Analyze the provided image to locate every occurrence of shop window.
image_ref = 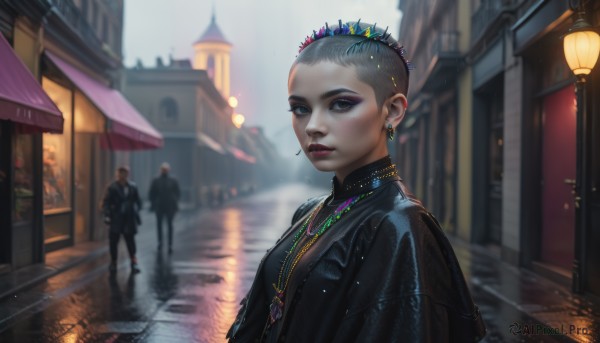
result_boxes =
[42,78,73,213]
[13,134,35,224]
[159,97,178,124]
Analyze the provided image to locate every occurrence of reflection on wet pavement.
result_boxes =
[0,183,598,342]
[0,184,324,342]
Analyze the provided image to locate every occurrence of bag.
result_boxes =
[135,211,142,225]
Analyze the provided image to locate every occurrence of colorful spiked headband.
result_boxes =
[298,19,412,74]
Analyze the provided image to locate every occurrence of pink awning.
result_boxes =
[0,34,63,133]
[46,52,163,150]
[227,145,256,164]
[197,132,226,154]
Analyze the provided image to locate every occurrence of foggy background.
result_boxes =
[123,0,402,156]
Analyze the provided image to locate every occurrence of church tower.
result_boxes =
[193,12,232,98]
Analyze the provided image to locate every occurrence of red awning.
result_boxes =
[227,145,256,164]
[45,52,163,150]
[0,34,63,133]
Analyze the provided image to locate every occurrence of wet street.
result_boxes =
[0,183,598,342]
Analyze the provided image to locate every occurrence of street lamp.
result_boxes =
[562,3,598,294]
[228,96,239,109]
[232,113,245,129]
[563,17,600,76]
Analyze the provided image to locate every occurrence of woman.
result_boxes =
[227,20,486,342]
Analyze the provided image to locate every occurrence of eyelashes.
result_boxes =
[330,99,360,111]
[288,98,362,116]
[288,104,310,116]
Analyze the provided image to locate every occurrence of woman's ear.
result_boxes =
[385,93,408,129]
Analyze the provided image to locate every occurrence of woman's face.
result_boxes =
[288,61,389,182]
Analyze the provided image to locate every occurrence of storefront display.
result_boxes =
[42,77,73,245]
[42,138,70,210]
[42,78,73,213]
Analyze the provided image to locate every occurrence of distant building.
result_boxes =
[193,13,232,98]
[235,126,286,188]
[124,56,237,207]
[123,15,272,207]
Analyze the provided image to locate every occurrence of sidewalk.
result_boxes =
[0,239,107,301]
[0,199,214,304]
[448,236,600,342]
[0,208,179,301]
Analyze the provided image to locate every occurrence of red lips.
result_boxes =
[308,144,334,152]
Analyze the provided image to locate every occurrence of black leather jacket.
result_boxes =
[102,181,142,234]
[227,157,486,342]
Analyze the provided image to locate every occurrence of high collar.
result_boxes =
[330,155,400,201]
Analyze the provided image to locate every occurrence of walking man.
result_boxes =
[149,162,180,254]
[102,166,142,273]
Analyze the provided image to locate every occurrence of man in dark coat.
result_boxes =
[102,166,142,273]
[148,162,180,254]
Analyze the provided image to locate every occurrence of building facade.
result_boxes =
[123,15,283,208]
[397,0,600,297]
[0,0,162,272]
[193,12,232,98]
[124,57,245,207]
[397,0,467,236]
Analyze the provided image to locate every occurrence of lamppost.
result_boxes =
[232,113,245,129]
[562,1,599,293]
[228,96,245,128]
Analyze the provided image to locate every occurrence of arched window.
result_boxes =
[207,55,215,80]
[159,97,178,123]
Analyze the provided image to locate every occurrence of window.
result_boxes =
[92,1,98,31]
[102,14,109,43]
[207,55,215,80]
[159,97,178,123]
[42,78,73,212]
[81,0,88,23]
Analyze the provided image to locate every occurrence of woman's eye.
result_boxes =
[330,99,357,111]
[288,105,310,116]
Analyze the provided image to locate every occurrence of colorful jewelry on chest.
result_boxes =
[268,191,373,326]
[341,164,398,193]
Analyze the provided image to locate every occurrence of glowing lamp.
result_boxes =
[563,18,600,76]
[232,113,245,128]
[228,96,239,108]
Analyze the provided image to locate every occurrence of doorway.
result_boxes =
[486,89,504,246]
[539,85,576,271]
[0,121,11,271]
[74,133,95,243]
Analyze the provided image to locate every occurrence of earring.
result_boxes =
[387,124,394,141]
[295,149,302,156]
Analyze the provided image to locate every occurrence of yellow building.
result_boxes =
[193,13,232,99]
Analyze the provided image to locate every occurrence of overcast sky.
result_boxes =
[123,0,401,155]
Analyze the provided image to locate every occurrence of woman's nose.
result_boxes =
[305,109,328,136]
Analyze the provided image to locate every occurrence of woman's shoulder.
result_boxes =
[373,181,440,239]
[291,194,328,225]
[374,180,428,214]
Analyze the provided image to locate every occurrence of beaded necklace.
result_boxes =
[267,191,372,327]
[342,164,397,193]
